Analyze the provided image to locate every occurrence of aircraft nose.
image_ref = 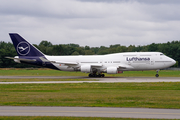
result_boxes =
[165,57,176,67]
[169,58,176,66]
[172,59,176,65]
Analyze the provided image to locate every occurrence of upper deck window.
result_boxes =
[160,54,164,56]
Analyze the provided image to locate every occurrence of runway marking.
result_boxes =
[1,110,180,115]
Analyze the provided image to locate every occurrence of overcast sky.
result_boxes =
[1,0,180,47]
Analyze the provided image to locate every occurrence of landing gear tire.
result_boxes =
[155,74,159,78]
[89,74,93,77]
[101,74,105,77]
[155,70,159,78]
[89,73,95,77]
[88,73,105,77]
[97,74,101,77]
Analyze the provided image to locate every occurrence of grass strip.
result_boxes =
[0,116,169,120]
[0,68,180,77]
[0,68,87,76]
[0,78,96,82]
[0,82,180,109]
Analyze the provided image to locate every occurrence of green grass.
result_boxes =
[0,82,180,109]
[0,68,180,77]
[0,116,169,120]
[0,68,87,76]
[0,78,96,82]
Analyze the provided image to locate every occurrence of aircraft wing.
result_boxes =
[40,57,103,67]
[6,57,36,62]
[118,63,134,69]
[39,57,78,65]
[91,64,102,67]
[51,61,102,67]
[50,61,78,65]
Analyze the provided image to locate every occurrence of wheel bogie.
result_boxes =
[88,73,105,77]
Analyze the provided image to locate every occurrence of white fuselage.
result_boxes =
[45,52,176,73]
[8,33,176,77]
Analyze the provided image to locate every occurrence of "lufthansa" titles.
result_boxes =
[126,57,150,61]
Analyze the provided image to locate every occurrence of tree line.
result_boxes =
[0,40,179,68]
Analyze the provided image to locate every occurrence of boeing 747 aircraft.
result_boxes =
[6,33,176,77]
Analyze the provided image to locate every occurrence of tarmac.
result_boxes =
[0,76,180,84]
[0,76,180,119]
[0,106,180,119]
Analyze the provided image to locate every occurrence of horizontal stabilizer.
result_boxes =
[6,57,36,62]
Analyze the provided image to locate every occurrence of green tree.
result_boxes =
[85,46,90,50]
[97,46,109,55]
[148,43,158,51]
[116,46,127,52]
[127,45,136,52]
[71,51,80,55]
[52,45,63,55]
[39,41,52,47]
[85,50,95,55]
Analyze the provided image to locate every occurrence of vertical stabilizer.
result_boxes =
[9,33,44,56]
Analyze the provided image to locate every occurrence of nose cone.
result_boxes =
[168,57,176,67]
[162,56,176,68]
[171,59,176,66]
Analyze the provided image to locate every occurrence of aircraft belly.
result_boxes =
[52,63,75,71]
[131,63,153,70]
[60,67,74,71]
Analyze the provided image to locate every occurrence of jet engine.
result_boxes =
[107,67,117,74]
[81,64,91,73]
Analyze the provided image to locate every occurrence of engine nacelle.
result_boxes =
[81,65,91,73]
[107,67,117,74]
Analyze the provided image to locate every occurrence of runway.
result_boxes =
[0,76,180,84]
[1,76,180,119]
[0,106,180,119]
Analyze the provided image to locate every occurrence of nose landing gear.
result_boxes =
[155,70,159,77]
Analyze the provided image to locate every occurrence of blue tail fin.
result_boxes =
[9,33,44,56]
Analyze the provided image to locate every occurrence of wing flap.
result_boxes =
[52,61,78,65]
[39,57,78,65]
[118,63,134,69]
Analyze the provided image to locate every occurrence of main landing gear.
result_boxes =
[88,72,105,77]
[155,70,159,78]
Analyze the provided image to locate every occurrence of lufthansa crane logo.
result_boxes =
[17,42,30,56]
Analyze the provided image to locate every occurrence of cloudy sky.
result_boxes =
[1,0,180,47]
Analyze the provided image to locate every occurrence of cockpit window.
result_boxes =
[160,54,164,56]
